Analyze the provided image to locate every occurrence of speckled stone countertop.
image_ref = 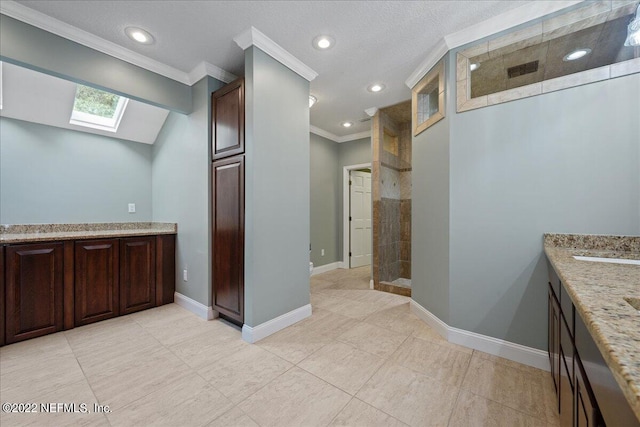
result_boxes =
[544,233,640,421]
[0,222,177,243]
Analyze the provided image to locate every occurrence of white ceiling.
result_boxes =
[0,62,170,144]
[9,0,547,138]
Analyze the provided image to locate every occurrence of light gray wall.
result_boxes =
[152,77,224,305]
[0,116,152,224]
[310,133,340,267]
[337,137,372,261]
[0,15,192,113]
[448,69,640,350]
[411,47,640,350]
[244,46,310,327]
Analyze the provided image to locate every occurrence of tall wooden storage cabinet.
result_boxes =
[211,78,245,326]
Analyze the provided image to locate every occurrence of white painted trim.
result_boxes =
[410,299,549,371]
[369,279,374,290]
[187,61,238,84]
[242,304,312,343]
[234,26,318,82]
[311,261,340,276]
[0,0,236,86]
[342,162,372,269]
[364,107,378,117]
[338,261,346,269]
[310,125,371,143]
[405,38,449,89]
[174,292,217,320]
[405,1,582,89]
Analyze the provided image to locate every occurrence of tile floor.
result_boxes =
[0,266,559,426]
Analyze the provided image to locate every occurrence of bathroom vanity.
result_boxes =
[544,234,640,427]
[0,223,176,346]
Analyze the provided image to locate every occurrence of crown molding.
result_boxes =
[405,0,582,89]
[0,0,237,87]
[310,125,370,143]
[187,61,237,84]
[364,107,378,117]
[234,26,318,82]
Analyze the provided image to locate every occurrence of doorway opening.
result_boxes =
[342,163,373,286]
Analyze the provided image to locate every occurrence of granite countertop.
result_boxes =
[544,233,640,421]
[0,222,177,244]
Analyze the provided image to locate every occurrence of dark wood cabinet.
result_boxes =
[120,236,156,315]
[549,285,561,396]
[1,246,5,346]
[212,155,245,325]
[5,242,65,343]
[212,78,244,160]
[75,239,119,326]
[155,234,176,306]
[575,356,602,427]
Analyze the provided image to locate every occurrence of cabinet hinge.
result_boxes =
[349,216,352,221]
[349,252,352,257]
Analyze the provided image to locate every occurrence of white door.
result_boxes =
[350,170,372,268]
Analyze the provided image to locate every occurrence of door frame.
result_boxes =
[342,162,372,269]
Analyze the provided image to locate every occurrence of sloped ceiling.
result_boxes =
[0,62,169,144]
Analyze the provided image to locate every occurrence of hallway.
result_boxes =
[1,267,559,426]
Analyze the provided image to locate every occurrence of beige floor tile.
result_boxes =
[168,327,246,370]
[329,398,408,426]
[449,390,549,427]
[337,322,408,358]
[64,316,159,360]
[298,341,385,395]
[310,277,337,291]
[0,333,73,375]
[364,303,426,335]
[238,367,351,427]
[356,362,459,427]
[472,350,546,376]
[389,336,471,387]
[198,343,292,403]
[138,312,225,346]
[106,372,233,427]
[207,406,259,427]
[461,354,559,424]
[87,346,192,410]
[128,303,192,328]
[410,324,473,355]
[293,308,359,339]
[256,324,333,364]
[0,379,109,427]
[1,355,86,403]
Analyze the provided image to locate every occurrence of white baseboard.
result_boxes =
[174,292,217,320]
[369,279,374,289]
[410,300,549,371]
[242,304,312,343]
[311,262,341,276]
[338,261,346,269]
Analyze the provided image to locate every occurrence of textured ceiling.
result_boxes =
[15,0,530,137]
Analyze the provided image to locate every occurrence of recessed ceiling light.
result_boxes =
[367,83,385,93]
[563,48,591,61]
[125,27,155,45]
[309,95,317,108]
[313,35,335,50]
[341,121,353,128]
[469,63,480,71]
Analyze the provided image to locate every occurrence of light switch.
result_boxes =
[321,249,325,256]
[128,203,136,213]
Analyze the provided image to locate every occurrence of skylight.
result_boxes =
[70,84,128,132]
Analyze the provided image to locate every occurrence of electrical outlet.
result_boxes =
[321,249,325,256]
[183,269,188,282]
[128,203,136,213]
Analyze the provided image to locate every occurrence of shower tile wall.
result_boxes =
[372,107,411,292]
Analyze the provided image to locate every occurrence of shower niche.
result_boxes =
[372,101,412,297]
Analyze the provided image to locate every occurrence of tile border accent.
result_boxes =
[174,292,217,320]
[242,304,312,344]
[410,299,549,371]
[311,262,341,276]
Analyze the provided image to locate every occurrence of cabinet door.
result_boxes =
[549,285,561,398]
[1,245,5,346]
[120,237,156,315]
[212,78,244,160]
[575,356,603,427]
[559,316,574,427]
[75,239,119,326]
[5,242,64,343]
[212,155,244,325]
[155,234,176,306]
